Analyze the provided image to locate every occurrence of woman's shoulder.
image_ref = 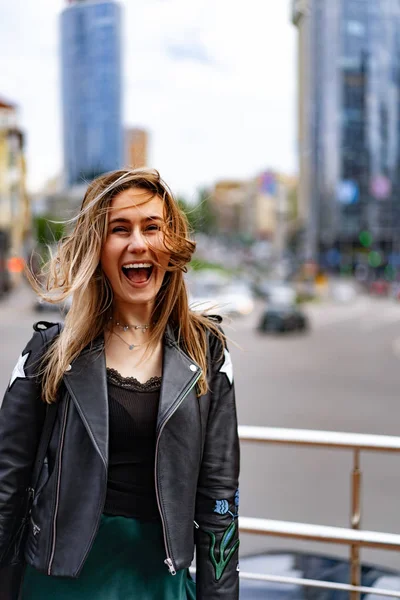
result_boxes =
[199,314,227,357]
[26,321,62,354]
[32,320,62,342]
[32,320,62,334]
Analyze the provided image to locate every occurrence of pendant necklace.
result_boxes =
[112,329,148,351]
[110,317,150,333]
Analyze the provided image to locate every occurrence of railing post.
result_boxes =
[350,449,361,600]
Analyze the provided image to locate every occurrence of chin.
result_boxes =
[118,287,160,306]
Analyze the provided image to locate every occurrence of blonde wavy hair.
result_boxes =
[30,168,225,403]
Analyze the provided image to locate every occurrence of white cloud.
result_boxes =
[0,0,297,200]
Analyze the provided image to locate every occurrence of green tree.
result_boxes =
[177,189,216,235]
[33,216,65,246]
[194,187,217,234]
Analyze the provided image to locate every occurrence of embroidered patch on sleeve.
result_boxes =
[8,352,30,390]
[213,493,238,518]
[205,520,240,581]
[214,499,229,515]
[234,489,239,511]
[219,349,233,385]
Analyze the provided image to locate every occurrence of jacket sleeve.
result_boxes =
[194,334,240,599]
[0,330,47,566]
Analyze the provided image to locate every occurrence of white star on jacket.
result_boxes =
[9,352,29,389]
[219,349,233,385]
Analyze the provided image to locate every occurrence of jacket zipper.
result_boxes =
[30,516,41,536]
[47,397,69,575]
[155,370,202,575]
[27,486,35,518]
[62,379,108,577]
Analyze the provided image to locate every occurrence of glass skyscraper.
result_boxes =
[61,0,122,187]
[294,0,400,270]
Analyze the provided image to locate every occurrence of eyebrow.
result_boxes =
[108,215,164,226]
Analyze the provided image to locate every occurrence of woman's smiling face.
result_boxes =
[100,188,170,309]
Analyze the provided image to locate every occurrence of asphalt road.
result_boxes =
[1,283,400,570]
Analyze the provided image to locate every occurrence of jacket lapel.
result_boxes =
[61,327,201,462]
[157,326,201,432]
[62,337,108,468]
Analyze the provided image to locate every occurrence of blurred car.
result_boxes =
[330,280,358,303]
[369,279,390,296]
[253,280,295,302]
[217,282,255,317]
[237,550,400,599]
[189,278,254,317]
[188,278,227,313]
[390,282,400,301]
[257,303,308,334]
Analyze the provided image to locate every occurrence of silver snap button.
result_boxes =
[189,364,197,372]
[65,364,72,372]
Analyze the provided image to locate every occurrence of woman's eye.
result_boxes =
[112,227,128,233]
[145,225,160,232]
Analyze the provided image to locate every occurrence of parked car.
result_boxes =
[257,304,308,334]
[237,550,400,599]
[369,279,390,297]
[253,280,295,302]
[216,282,255,317]
[189,278,254,317]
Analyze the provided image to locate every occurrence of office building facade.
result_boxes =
[293,0,400,269]
[61,0,122,187]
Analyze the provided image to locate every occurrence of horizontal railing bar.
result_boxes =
[188,568,400,598]
[239,425,400,452]
[239,517,400,550]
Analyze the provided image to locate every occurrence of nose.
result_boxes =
[127,229,147,254]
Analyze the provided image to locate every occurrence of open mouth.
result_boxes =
[122,262,154,284]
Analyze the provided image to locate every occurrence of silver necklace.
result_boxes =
[110,317,150,333]
[111,329,148,351]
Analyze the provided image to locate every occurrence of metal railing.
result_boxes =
[236,425,400,599]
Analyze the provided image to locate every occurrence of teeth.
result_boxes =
[123,263,152,269]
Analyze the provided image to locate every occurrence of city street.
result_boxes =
[2,284,400,569]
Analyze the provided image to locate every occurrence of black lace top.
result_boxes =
[104,368,162,521]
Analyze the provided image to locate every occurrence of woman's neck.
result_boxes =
[111,301,154,330]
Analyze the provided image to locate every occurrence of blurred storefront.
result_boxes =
[210,179,255,237]
[0,98,29,292]
[210,171,299,256]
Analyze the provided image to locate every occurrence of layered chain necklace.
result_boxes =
[110,317,150,333]
[109,317,151,351]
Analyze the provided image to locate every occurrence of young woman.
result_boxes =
[0,169,240,600]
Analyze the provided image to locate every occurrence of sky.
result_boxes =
[0,0,297,201]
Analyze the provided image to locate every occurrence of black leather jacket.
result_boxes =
[0,320,240,599]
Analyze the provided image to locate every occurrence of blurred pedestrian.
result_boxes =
[0,169,240,600]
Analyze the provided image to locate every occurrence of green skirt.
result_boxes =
[22,514,196,599]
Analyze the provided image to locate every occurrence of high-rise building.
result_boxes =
[293,0,400,269]
[61,0,123,187]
